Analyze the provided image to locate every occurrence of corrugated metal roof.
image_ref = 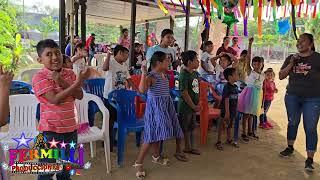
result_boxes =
[86,0,201,26]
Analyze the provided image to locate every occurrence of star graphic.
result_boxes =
[60,141,68,149]
[69,141,76,149]
[12,132,33,149]
[48,138,60,148]
[79,144,84,149]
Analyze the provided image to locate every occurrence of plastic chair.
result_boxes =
[83,78,106,126]
[10,80,33,95]
[0,94,39,149]
[17,68,41,84]
[76,93,111,173]
[130,75,146,118]
[108,89,144,167]
[199,81,221,145]
[170,88,181,111]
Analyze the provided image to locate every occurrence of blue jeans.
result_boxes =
[260,100,272,123]
[285,94,320,152]
[38,131,77,180]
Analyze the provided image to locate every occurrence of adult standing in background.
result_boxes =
[216,37,237,57]
[231,37,241,58]
[146,29,176,70]
[279,33,320,172]
[118,28,131,49]
[65,35,80,57]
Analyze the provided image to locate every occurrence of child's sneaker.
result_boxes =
[262,123,271,130]
[232,142,240,148]
[305,158,314,172]
[241,134,249,143]
[266,121,274,128]
[280,147,294,157]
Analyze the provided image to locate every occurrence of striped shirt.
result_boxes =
[32,68,78,133]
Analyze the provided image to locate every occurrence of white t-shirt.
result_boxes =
[198,52,215,75]
[215,64,233,83]
[103,57,131,99]
[246,71,265,88]
[73,58,86,75]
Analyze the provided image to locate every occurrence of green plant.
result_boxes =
[0,0,22,71]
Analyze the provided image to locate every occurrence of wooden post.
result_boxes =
[129,0,137,67]
[59,0,66,51]
[170,16,174,30]
[80,0,87,44]
[69,0,75,56]
[67,13,70,36]
[74,1,79,36]
[184,0,190,51]
[145,20,149,46]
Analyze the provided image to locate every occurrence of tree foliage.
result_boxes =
[0,0,22,70]
[36,16,59,38]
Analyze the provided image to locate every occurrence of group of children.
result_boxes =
[0,31,278,180]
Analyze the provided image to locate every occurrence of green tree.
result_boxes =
[0,0,22,70]
[86,23,119,43]
[37,16,59,39]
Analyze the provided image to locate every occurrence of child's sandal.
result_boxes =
[216,141,223,151]
[133,162,146,179]
[152,155,170,166]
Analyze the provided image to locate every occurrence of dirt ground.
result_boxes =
[5,63,320,180]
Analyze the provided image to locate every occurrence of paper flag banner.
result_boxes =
[278,18,291,35]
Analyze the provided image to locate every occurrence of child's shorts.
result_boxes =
[178,112,196,133]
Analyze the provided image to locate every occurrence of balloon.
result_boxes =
[222,9,239,27]
[222,0,239,8]
[278,18,291,35]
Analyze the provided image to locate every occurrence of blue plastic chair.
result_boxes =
[170,88,181,111]
[83,78,107,126]
[108,89,144,167]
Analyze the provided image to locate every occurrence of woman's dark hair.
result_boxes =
[161,29,174,38]
[301,33,315,51]
[223,67,237,81]
[222,36,230,47]
[149,51,167,72]
[122,28,129,34]
[181,50,198,66]
[62,54,70,64]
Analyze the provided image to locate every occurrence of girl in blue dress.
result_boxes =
[133,51,186,179]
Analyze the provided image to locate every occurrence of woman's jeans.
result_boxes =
[260,100,272,123]
[285,94,320,152]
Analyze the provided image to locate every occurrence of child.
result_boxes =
[199,41,226,77]
[238,56,265,143]
[118,28,130,49]
[71,43,87,75]
[259,68,278,129]
[62,54,73,69]
[178,50,201,155]
[216,68,239,150]
[237,37,254,83]
[32,39,89,180]
[130,42,145,75]
[102,45,138,152]
[215,54,238,83]
[134,51,186,179]
[0,65,13,180]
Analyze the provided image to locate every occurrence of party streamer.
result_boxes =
[298,0,303,17]
[306,4,309,17]
[240,0,246,16]
[244,18,248,36]
[312,4,316,18]
[156,0,169,15]
[254,0,259,19]
[210,0,218,8]
[234,24,239,36]
[179,0,187,13]
[258,0,263,38]
[272,0,278,33]
[205,0,211,16]
[163,1,176,17]
[291,4,298,39]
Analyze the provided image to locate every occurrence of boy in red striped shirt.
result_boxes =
[32,39,89,180]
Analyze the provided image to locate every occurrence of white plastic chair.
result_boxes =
[0,94,39,148]
[17,68,41,84]
[76,93,111,173]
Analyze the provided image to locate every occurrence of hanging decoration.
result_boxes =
[278,18,291,34]
[211,0,218,8]
[253,0,259,20]
[298,0,303,17]
[179,0,188,13]
[199,0,210,28]
[163,0,176,17]
[234,24,239,36]
[156,0,169,15]
[222,8,239,27]
[272,0,279,33]
[258,0,263,37]
[206,0,211,17]
[240,0,246,16]
[222,0,240,8]
[244,17,248,36]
